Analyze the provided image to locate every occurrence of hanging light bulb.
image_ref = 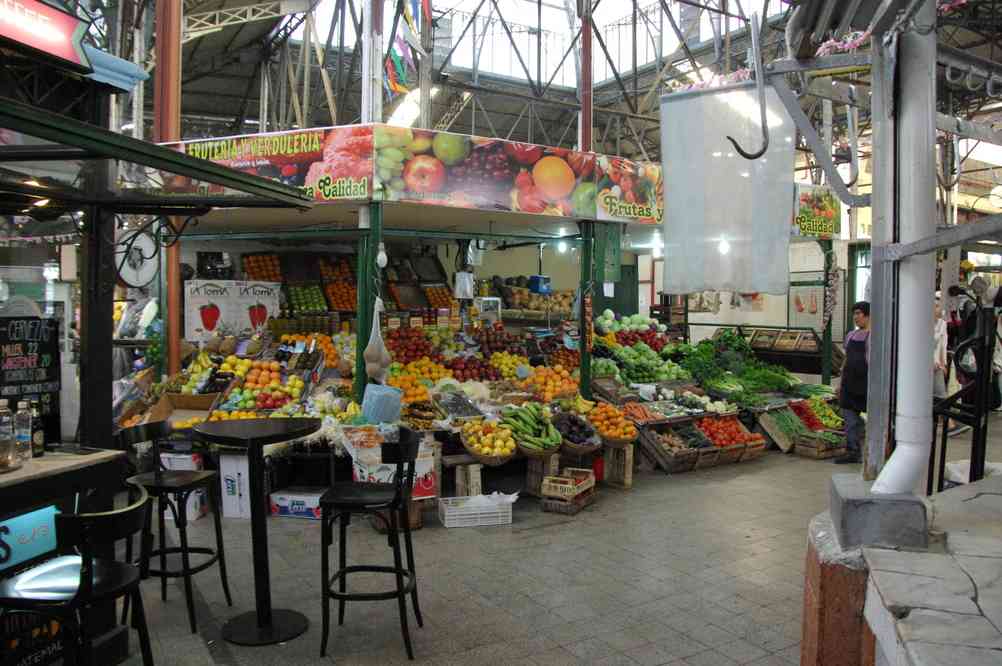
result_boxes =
[376,242,388,268]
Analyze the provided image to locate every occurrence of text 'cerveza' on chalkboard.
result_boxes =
[0,317,61,443]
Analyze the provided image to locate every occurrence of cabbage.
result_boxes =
[603,309,614,319]
[657,324,667,333]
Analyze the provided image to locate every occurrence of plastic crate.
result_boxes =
[438,497,513,528]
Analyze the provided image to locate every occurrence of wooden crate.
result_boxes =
[603,444,634,490]
[694,446,721,469]
[757,411,797,453]
[742,441,767,461]
[525,453,561,498]
[541,468,595,499]
[637,424,699,474]
[794,433,845,459]
[716,443,748,465]
[541,487,596,515]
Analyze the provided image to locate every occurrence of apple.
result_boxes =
[402,155,447,193]
[407,130,434,154]
[432,133,470,166]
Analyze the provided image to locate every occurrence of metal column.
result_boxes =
[579,221,594,400]
[864,38,897,481]
[155,0,183,375]
[354,202,382,402]
[873,0,937,495]
[821,239,832,385]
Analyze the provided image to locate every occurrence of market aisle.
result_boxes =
[119,451,838,666]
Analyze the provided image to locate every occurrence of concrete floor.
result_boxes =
[119,421,1002,666]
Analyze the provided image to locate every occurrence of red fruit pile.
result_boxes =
[256,391,294,411]
[695,417,764,447]
[474,323,524,355]
[789,401,825,431]
[386,327,441,365]
[445,357,500,382]
[615,328,670,352]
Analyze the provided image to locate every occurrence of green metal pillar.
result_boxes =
[821,239,833,385]
[579,221,594,399]
[354,202,383,401]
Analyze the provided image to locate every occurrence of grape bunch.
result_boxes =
[448,144,513,199]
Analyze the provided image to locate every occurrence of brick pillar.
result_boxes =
[801,513,876,666]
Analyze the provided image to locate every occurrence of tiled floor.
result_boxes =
[123,448,839,666]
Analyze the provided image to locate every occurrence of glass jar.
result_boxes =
[0,436,22,473]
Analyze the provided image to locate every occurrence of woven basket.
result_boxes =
[562,435,602,457]
[460,433,516,467]
[518,440,562,459]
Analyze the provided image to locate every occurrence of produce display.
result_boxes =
[695,417,764,447]
[552,411,597,445]
[622,402,665,424]
[651,428,709,452]
[770,408,844,445]
[219,354,254,379]
[790,401,825,431]
[445,356,501,382]
[288,284,327,313]
[175,353,233,396]
[391,359,452,382]
[677,391,736,414]
[549,347,580,369]
[219,377,303,411]
[242,361,285,390]
[588,402,638,441]
[324,281,357,311]
[594,310,667,336]
[506,287,574,313]
[490,351,529,380]
[500,402,562,453]
[172,416,206,430]
[208,410,266,422]
[387,374,430,404]
[319,257,353,281]
[612,343,689,383]
[522,365,577,402]
[402,401,443,431]
[591,357,621,381]
[243,254,282,281]
[424,286,456,309]
[386,327,440,364]
[807,396,843,429]
[475,323,523,354]
[672,424,714,449]
[554,394,596,416]
[461,419,516,458]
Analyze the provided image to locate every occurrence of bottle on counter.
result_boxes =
[29,401,43,457]
[14,401,31,463]
[0,400,19,472]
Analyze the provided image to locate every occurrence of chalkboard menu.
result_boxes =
[0,317,60,443]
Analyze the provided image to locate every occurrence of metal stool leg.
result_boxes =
[338,512,348,626]
[157,493,168,602]
[401,503,423,628]
[209,481,233,606]
[131,587,155,666]
[176,491,198,634]
[320,508,332,658]
[389,509,414,660]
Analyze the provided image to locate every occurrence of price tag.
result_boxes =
[387,317,401,330]
[437,315,450,328]
[409,316,424,329]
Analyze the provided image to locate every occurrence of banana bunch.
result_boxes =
[558,394,595,415]
[500,402,561,452]
[335,401,361,423]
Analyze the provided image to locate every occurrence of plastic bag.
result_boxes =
[454,271,475,299]
[361,384,403,424]
[363,297,390,382]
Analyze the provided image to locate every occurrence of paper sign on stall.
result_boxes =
[184,280,281,341]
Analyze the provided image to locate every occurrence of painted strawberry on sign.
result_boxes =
[247,303,268,329]
[200,304,220,331]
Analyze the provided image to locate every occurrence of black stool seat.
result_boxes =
[128,469,218,492]
[0,555,140,605]
[116,421,232,635]
[321,482,396,509]
[321,429,424,661]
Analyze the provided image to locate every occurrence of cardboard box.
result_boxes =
[343,437,438,500]
[270,487,325,520]
[219,442,292,519]
[160,453,207,521]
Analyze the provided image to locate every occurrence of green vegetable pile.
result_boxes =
[613,342,690,383]
[772,408,842,444]
[500,402,562,452]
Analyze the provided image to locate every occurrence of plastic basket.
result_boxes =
[438,497,513,528]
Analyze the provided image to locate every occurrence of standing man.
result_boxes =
[837,302,870,464]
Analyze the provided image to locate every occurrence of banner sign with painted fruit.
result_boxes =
[595,156,664,224]
[170,126,372,202]
[371,125,598,218]
[792,184,840,239]
[185,280,281,342]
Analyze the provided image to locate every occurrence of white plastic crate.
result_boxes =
[438,496,512,528]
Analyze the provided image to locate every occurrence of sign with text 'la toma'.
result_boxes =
[0,0,91,72]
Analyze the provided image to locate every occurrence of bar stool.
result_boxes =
[320,427,424,660]
[117,421,232,633]
[0,481,153,666]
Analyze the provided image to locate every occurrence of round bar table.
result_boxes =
[194,418,320,646]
